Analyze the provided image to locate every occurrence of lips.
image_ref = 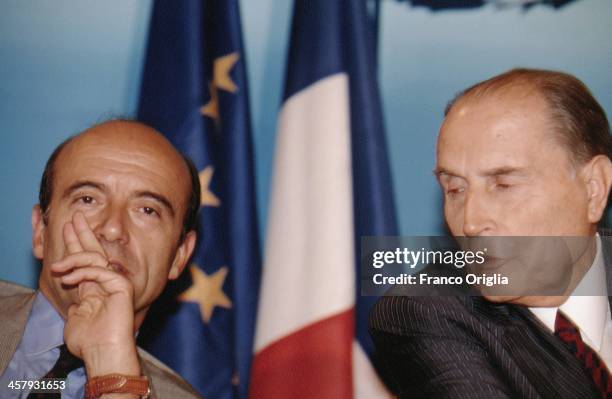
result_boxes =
[108,260,130,276]
[475,256,510,273]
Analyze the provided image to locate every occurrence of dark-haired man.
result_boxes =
[370,69,612,398]
[0,120,202,398]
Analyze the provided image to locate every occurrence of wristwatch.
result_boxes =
[85,374,151,398]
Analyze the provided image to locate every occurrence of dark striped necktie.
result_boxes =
[554,310,612,398]
[27,344,84,399]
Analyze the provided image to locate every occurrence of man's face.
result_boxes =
[436,90,597,305]
[437,91,592,237]
[33,122,195,324]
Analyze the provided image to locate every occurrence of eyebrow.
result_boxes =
[62,180,105,199]
[61,180,175,217]
[480,166,528,177]
[433,168,456,179]
[433,166,528,179]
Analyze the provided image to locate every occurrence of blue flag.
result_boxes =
[136,1,260,398]
[339,0,400,363]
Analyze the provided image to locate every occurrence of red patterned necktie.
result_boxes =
[554,310,612,398]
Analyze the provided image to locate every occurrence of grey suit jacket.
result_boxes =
[0,280,202,399]
[369,236,612,399]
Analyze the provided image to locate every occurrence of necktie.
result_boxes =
[554,310,612,398]
[27,344,84,399]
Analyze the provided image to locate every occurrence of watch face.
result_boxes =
[114,375,128,387]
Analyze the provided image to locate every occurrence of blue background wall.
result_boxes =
[1,0,611,287]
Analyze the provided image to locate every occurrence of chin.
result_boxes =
[492,295,567,308]
[483,295,517,304]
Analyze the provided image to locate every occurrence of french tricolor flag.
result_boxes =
[250,0,398,398]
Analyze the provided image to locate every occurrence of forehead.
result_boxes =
[436,92,570,171]
[52,124,190,207]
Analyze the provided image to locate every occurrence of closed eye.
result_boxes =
[445,187,465,198]
[493,182,513,191]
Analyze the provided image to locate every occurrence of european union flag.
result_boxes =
[136,1,260,398]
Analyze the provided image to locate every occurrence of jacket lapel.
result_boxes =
[472,297,598,397]
[502,305,599,397]
[492,234,611,398]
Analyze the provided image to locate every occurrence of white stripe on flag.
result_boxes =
[353,341,393,398]
[254,73,355,351]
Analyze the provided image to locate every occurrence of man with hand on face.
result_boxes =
[0,120,202,398]
[370,69,612,398]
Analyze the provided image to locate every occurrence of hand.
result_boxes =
[51,212,141,378]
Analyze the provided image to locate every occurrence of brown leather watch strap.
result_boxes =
[85,374,150,398]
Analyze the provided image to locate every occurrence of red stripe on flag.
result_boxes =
[250,309,354,399]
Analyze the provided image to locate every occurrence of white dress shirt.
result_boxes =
[530,234,612,368]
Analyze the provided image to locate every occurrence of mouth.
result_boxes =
[476,256,510,273]
[108,260,130,276]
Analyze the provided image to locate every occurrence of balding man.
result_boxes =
[370,69,612,398]
[0,120,202,398]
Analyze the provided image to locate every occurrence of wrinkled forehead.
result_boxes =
[434,91,580,176]
[438,89,555,147]
[53,122,191,204]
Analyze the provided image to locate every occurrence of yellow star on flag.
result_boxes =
[200,83,219,122]
[200,52,240,124]
[213,52,239,93]
[199,166,221,207]
[179,265,232,323]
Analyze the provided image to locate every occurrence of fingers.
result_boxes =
[61,265,133,296]
[68,295,102,317]
[72,212,107,258]
[51,251,108,273]
[67,303,79,318]
[63,222,83,254]
[78,281,106,300]
[59,212,132,299]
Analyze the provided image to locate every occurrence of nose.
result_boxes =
[462,189,495,236]
[93,204,129,245]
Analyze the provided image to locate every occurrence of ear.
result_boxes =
[168,231,197,280]
[32,205,46,260]
[582,155,612,224]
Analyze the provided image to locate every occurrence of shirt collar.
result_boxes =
[22,291,65,356]
[530,234,608,351]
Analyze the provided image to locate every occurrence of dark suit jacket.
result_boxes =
[0,280,202,399]
[369,236,612,399]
